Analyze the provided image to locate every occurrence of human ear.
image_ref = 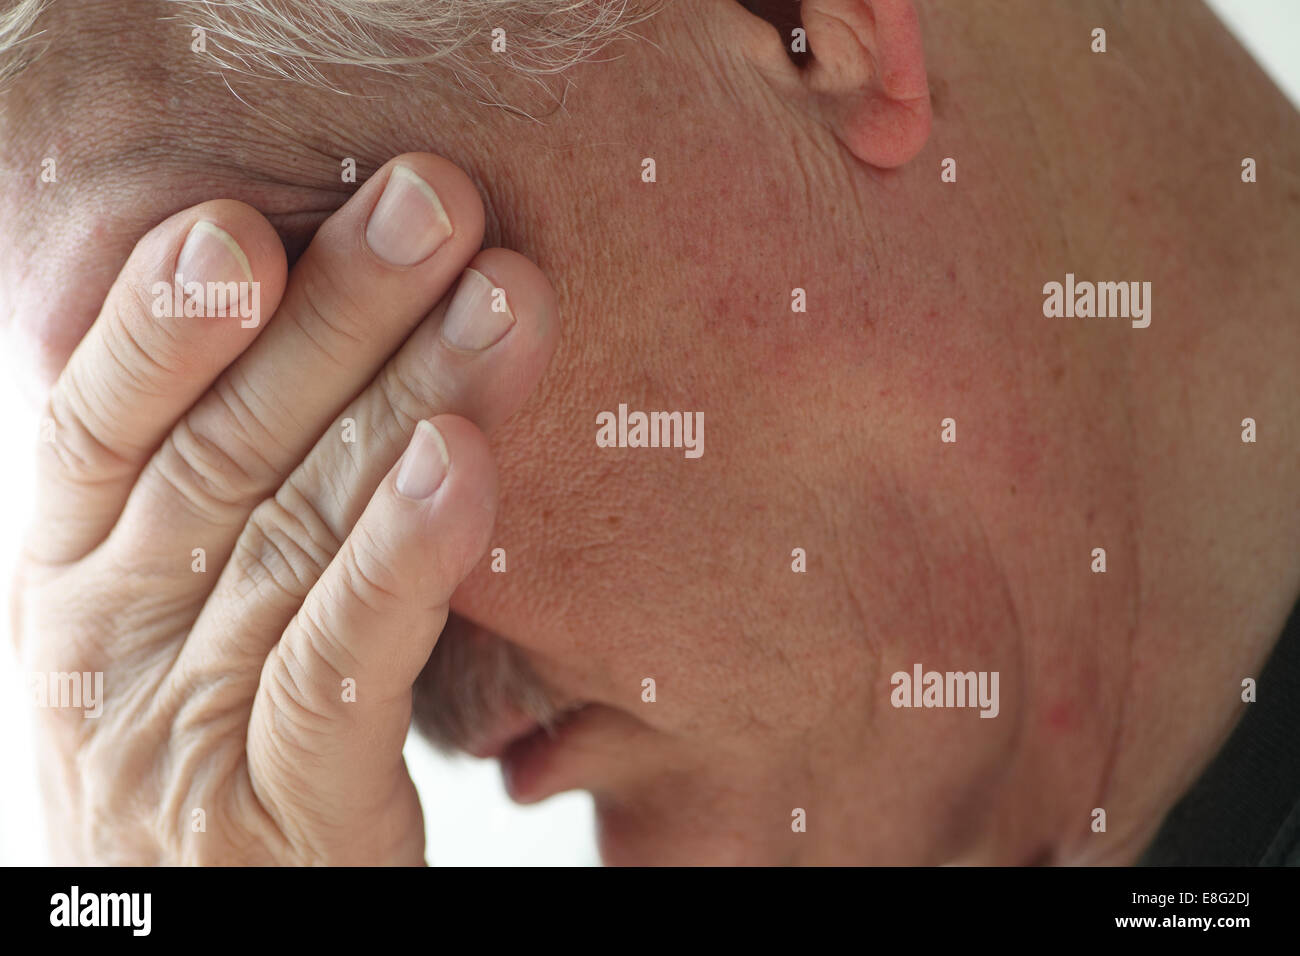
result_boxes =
[741,0,932,168]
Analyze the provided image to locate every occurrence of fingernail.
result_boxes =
[396,420,450,499]
[177,221,254,285]
[440,269,515,351]
[365,165,453,267]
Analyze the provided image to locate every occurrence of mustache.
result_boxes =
[411,612,561,754]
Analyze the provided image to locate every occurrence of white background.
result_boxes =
[0,0,1296,866]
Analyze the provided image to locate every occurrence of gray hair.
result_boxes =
[1,0,658,97]
[0,0,47,90]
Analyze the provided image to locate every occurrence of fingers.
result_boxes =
[107,153,486,576]
[244,417,495,861]
[177,246,557,677]
[29,203,287,566]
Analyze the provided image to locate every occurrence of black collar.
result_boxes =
[1140,593,1300,865]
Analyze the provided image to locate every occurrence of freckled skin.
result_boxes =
[3,0,1300,864]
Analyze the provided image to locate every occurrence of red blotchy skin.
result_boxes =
[3,0,1299,867]
[1047,701,1075,733]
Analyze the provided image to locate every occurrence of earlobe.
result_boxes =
[803,0,931,168]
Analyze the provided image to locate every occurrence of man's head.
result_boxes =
[0,0,1169,864]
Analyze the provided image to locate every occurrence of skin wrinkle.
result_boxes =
[817,479,887,745]
[3,0,1299,866]
[1082,341,1143,859]
[967,504,1031,854]
[822,474,884,678]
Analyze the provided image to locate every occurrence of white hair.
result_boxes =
[1,0,659,98]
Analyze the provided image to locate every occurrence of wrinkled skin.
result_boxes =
[3,0,1300,864]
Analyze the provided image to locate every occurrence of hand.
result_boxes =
[12,153,559,864]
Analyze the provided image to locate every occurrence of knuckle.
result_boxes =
[262,610,354,744]
[41,385,138,488]
[106,281,191,384]
[378,357,448,433]
[232,487,342,603]
[337,526,404,616]
[154,391,279,521]
[290,268,368,367]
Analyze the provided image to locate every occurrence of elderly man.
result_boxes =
[2,0,1298,866]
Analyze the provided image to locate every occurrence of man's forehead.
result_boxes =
[0,42,377,273]
[0,61,350,396]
